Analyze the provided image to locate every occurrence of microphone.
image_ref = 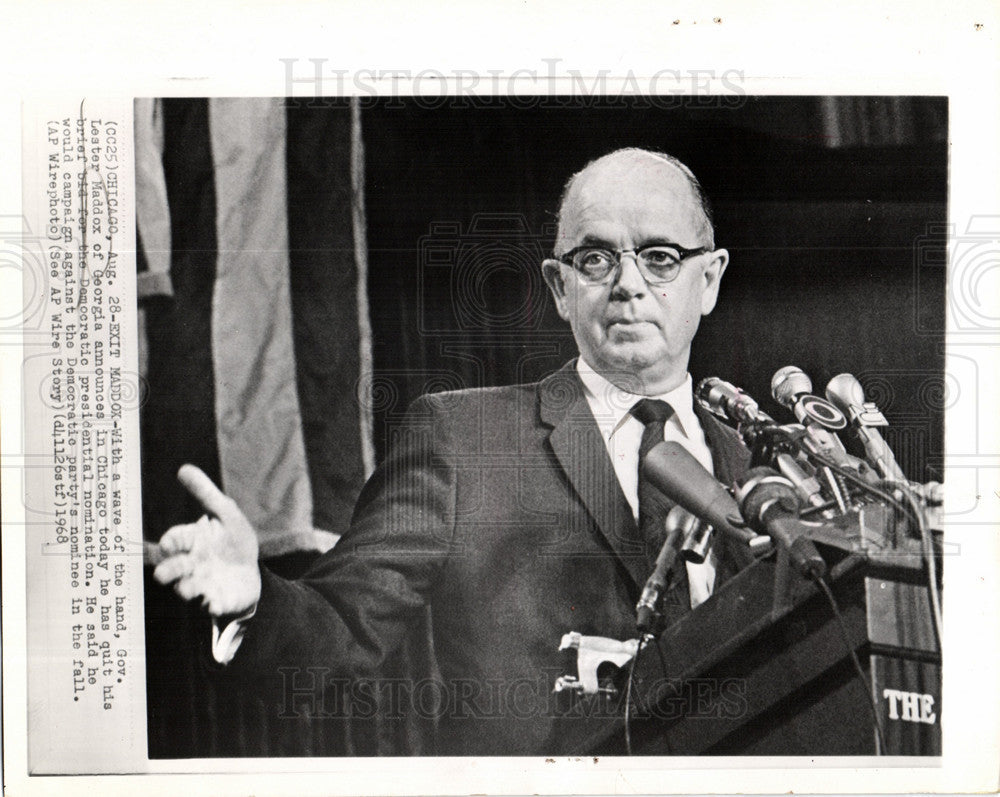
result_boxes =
[680,514,714,565]
[696,377,774,425]
[771,366,848,431]
[771,366,853,469]
[636,505,690,633]
[825,373,908,483]
[642,441,771,554]
[775,452,828,511]
[736,467,826,578]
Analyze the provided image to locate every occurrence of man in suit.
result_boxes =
[154,147,751,754]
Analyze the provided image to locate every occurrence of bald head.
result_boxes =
[555,148,715,255]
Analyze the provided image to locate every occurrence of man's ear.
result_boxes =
[700,248,729,316]
[541,259,571,321]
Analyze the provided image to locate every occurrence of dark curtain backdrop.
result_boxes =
[363,96,946,480]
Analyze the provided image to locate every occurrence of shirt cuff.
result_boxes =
[211,605,258,665]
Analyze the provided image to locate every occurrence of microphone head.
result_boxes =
[665,504,702,537]
[680,518,714,564]
[824,372,866,414]
[735,466,800,529]
[642,441,744,535]
[696,376,763,423]
[771,366,813,410]
[826,372,889,429]
[694,377,729,419]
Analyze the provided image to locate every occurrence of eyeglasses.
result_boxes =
[557,244,712,285]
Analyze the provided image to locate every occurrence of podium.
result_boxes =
[552,531,942,756]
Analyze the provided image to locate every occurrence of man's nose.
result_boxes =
[610,252,647,298]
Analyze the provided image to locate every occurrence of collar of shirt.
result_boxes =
[574,357,704,447]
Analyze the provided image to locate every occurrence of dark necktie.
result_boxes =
[630,398,690,624]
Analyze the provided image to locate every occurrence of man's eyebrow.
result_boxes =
[636,236,690,249]
[578,234,617,249]
[580,234,702,252]
[577,235,694,249]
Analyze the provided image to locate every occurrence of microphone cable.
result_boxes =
[783,432,919,526]
[893,483,944,649]
[815,574,887,755]
[789,431,944,650]
[623,634,648,756]
[653,633,671,681]
[622,632,676,756]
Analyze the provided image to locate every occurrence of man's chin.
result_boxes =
[593,344,670,381]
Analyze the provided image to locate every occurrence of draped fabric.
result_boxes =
[818,97,948,149]
[134,98,173,301]
[139,98,389,756]
[137,98,368,554]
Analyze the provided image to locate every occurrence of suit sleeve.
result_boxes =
[221,392,457,692]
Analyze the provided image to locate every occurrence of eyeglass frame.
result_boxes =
[555,243,713,285]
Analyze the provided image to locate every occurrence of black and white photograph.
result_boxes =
[3,4,999,796]
[138,95,947,757]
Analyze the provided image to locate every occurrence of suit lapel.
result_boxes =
[538,362,648,590]
[693,400,752,487]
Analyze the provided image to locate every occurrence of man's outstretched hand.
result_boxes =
[153,464,261,617]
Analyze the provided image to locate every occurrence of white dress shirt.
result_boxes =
[575,358,718,607]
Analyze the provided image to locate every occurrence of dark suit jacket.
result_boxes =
[228,360,752,755]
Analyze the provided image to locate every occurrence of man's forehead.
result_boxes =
[572,153,691,193]
[559,157,707,246]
